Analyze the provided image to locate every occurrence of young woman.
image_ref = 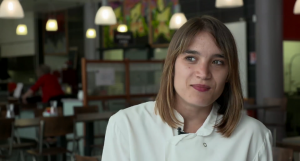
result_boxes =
[102,16,272,161]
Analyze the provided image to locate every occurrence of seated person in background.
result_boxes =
[22,64,65,106]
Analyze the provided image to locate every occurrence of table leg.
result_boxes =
[57,136,67,161]
[85,122,94,156]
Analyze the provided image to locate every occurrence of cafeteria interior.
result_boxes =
[1,0,300,160]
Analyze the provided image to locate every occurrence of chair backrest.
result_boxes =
[263,97,287,109]
[14,118,41,145]
[74,155,99,161]
[273,147,293,161]
[243,98,256,105]
[73,106,98,115]
[41,116,75,137]
[14,118,41,128]
[0,118,14,156]
[0,118,14,140]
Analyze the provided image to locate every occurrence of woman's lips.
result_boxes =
[191,84,211,92]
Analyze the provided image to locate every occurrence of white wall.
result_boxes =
[44,55,69,71]
[225,21,248,98]
[0,12,35,57]
[283,41,300,93]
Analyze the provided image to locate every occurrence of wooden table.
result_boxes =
[277,142,300,152]
[244,104,280,110]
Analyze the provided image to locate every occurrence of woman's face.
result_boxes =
[174,31,229,108]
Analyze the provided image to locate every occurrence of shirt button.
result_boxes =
[203,143,207,147]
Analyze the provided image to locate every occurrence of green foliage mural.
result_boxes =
[151,0,176,44]
[102,0,178,48]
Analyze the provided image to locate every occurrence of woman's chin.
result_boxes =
[187,100,213,109]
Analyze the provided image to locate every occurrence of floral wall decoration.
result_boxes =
[102,0,178,48]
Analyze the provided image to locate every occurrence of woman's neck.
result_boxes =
[175,96,213,133]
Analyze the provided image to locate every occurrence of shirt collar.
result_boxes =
[173,102,220,137]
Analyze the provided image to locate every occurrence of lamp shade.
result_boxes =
[215,0,243,8]
[294,0,300,14]
[95,6,117,25]
[169,13,187,29]
[0,0,24,18]
[86,28,96,38]
[117,24,128,33]
[46,19,58,31]
[16,24,27,35]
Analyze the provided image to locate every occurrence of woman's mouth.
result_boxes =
[191,84,211,92]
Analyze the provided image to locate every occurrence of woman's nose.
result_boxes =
[195,62,211,80]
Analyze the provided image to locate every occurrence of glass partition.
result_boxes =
[129,63,162,94]
[103,49,123,60]
[153,48,168,60]
[124,48,148,60]
[86,62,126,96]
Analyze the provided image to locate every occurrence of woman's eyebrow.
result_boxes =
[212,53,226,59]
[184,50,226,58]
[184,50,200,54]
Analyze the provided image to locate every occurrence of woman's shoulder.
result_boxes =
[240,114,268,131]
[233,113,271,140]
[109,101,157,124]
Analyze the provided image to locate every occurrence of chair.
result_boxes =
[14,118,41,161]
[74,112,114,156]
[243,98,256,105]
[272,146,293,161]
[263,97,287,141]
[27,116,76,161]
[73,106,105,155]
[0,118,15,160]
[264,98,287,109]
[243,98,257,118]
[263,97,287,123]
[0,118,41,161]
[74,154,99,161]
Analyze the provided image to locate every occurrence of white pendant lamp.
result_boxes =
[16,24,27,35]
[169,4,187,29]
[95,0,116,25]
[86,28,96,38]
[0,0,24,18]
[46,19,58,31]
[117,24,128,32]
[294,0,300,14]
[215,0,243,8]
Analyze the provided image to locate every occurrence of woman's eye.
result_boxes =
[212,60,224,65]
[185,56,196,62]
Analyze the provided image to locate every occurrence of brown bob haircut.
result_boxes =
[155,15,243,137]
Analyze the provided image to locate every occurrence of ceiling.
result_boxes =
[19,0,103,12]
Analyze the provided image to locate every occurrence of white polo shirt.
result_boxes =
[102,101,273,161]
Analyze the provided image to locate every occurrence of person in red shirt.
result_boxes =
[22,64,64,105]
